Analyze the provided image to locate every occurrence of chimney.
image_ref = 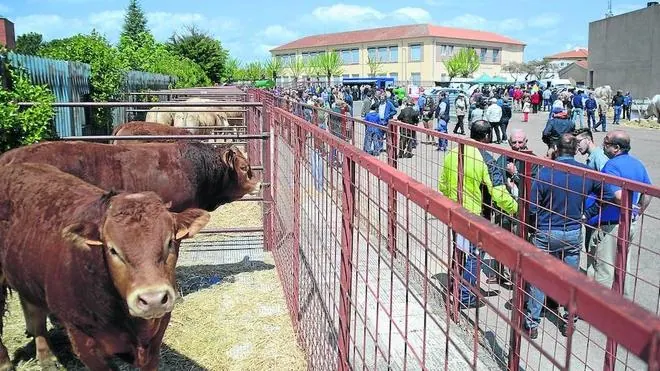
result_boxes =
[0,18,15,49]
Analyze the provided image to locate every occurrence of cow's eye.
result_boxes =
[240,165,248,172]
[109,247,119,257]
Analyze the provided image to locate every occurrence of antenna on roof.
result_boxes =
[606,0,614,17]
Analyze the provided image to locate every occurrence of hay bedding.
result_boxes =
[6,202,306,370]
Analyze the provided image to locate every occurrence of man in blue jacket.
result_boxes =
[585,93,598,130]
[434,92,450,124]
[526,133,600,339]
[363,102,383,156]
[571,90,585,129]
[623,91,633,120]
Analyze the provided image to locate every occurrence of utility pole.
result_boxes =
[605,0,614,17]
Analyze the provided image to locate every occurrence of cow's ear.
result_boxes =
[223,146,238,169]
[163,201,173,210]
[62,222,103,249]
[174,209,210,240]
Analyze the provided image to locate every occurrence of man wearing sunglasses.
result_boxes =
[586,130,652,297]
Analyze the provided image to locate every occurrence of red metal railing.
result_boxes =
[251,88,660,370]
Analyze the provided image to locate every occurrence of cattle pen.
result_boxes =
[4,85,660,371]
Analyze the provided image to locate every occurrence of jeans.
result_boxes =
[454,115,465,134]
[436,120,448,151]
[572,107,584,128]
[310,149,324,190]
[491,121,503,143]
[525,228,581,329]
[586,109,596,129]
[594,113,607,132]
[613,105,622,124]
[363,129,383,156]
[623,105,631,120]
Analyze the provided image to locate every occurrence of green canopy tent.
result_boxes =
[253,79,275,89]
[472,74,493,84]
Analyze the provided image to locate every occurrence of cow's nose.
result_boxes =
[250,182,262,195]
[132,288,174,316]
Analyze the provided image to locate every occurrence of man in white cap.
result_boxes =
[485,97,503,143]
[454,92,468,135]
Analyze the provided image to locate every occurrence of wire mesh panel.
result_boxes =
[263,94,660,371]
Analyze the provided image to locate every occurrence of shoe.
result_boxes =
[459,299,484,309]
[524,325,538,339]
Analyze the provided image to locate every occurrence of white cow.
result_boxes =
[173,97,230,135]
[643,95,660,123]
[145,106,177,125]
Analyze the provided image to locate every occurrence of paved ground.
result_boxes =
[333,101,660,370]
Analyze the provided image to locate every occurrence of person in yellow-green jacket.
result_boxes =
[439,119,518,308]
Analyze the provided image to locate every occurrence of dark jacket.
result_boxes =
[434,97,450,122]
[397,106,420,125]
[500,103,512,123]
[585,97,597,110]
[542,117,575,147]
[530,156,600,231]
[612,95,624,107]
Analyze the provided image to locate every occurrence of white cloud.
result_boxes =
[391,7,432,23]
[444,14,488,28]
[257,25,298,44]
[311,4,385,23]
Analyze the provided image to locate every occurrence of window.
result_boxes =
[367,48,377,62]
[339,48,360,64]
[367,46,398,63]
[410,73,421,86]
[277,54,295,65]
[389,72,398,81]
[492,49,500,63]
[301,51,322,63]
[410,44,422,62]
[437,44,455,58]
[480,48,488,62]
[389,46,398,62]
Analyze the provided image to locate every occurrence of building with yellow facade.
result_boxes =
[270,23,525,86]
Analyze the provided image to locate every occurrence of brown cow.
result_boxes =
[0,163,210,370]
[0,141,260,212]
[111,121,193,145]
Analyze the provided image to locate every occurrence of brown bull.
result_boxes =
[0,141,260,212]
[111,121,193,145]
[0,163,210,370]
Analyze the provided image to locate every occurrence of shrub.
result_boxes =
[0,54,56,153]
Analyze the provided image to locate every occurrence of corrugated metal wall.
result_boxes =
[6,52,177,136]
[8,52,91,137]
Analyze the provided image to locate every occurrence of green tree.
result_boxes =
[367,55,383,77]
[225,58,241,82]
[315,51,343,86]
[264,56,283,81]
[244,61,264,81]
[306,55,323,84]
[444,48,480,78]
[0,52,56,152]
[15,32,43,55]
[167,25,229,83]
[121,0,149,43]
[286,56,306,86]
[40,31,127,127]
[118,32,210,87]
[443,57,461,81]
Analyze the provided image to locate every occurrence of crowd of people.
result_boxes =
[267,81,652,342]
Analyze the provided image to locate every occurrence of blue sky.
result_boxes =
[0,0,648,63]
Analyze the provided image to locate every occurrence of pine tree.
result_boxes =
[121,0,148,41]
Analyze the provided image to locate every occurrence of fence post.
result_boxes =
[604,188,633,370]
[387,121,398,258]
[337,156,356,370]
[292,118,303,327]
[261,94,274,253]
[508,159,533,371]
[448,142,466,322]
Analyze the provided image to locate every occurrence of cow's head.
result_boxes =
[63,191,210,319]
[220,145,261,199]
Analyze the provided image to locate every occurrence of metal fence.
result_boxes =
[251,89,660,370]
